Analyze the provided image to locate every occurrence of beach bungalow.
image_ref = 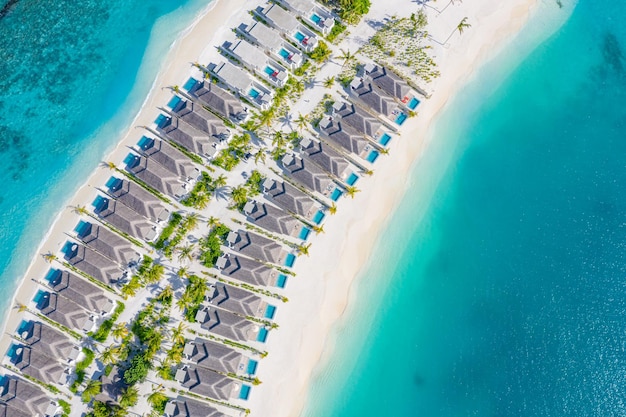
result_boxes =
[319,116,374,161]
[0,375,57,417]
[256,4,318,52]
[237,19,304,70]
[33,290,94,332]
[187,79,249,122]
[74,220,140,267]
[94,366,125,406]
[164,396,227,417]
[299,137,358,186]
[195,307,262,343]
[276,0,335,35]
[206,282,268,319]
[349,77,399,119]
[168,97,230,141]
[17,320,80,364]
[363,63,413,103]
[215,253,282,287]
[44,268,114,314]
[136,135,200,180]
[207,60,272,109]
[62,240,125,285]
[226,229,291,266]
[280,153,342,201]
[183,337,245,375]
[92,194,158,242]
[332,101,384,141]
[105,177,170,223]
[262,177,324,224]
[8,344,67,386]
[243,200,309,240]
[175,366,250,401]
[124,153,186,198]
[156,115,216,159]
[221,37,288,87]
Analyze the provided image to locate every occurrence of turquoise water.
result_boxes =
[304,0,626,416]
[0,0,211,319]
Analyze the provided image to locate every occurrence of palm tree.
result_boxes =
[457,17,471,34]
[295,113,309,132]
[176,291,193,313]
[166,344,184,364]
[213,174,227,190]
[177,244,195,264]
[99,345,119,365]
[145,331,163,357]
[272,131,287,149]
[112,322,129,341]
[328,203,337,215]
[254,148,268,165]
[72,205,88,216]
[255,109,275,134]
[313,225,325,234]
[194,192,210,210]
[338,48,355,68]
[171,322,188,345]
[298,243,312,256]
[230,186,248,207]
[176,267,189,279]
[42,252,57,263]
[173,85,180,93]
[106,161,116,170]
[323,76,335,88]
[81,379,102,403]
[183,213,200,231]
[146,384,167,408]
[157,285,174,303]
[345,186,360,199]
[119,386,139,408]
[121,279,141,298]
[207,216,220,228]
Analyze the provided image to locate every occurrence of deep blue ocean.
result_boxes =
[0,0,209,313]
[304,0,626,416]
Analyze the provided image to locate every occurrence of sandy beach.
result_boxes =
[0,0,570,415]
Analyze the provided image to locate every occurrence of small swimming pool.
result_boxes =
[167,95,181,110]
[33,289,48,305]
[137,135,154,151]
[154,114,168,128]
[279,48,290,59]
[330,188,342,201]
[92,194,110,212]
[106,176,123,192]
[264,305,276,319]
[183,77,198,92]
[346,173,359,186]
[45,268,62,285]
[367,150,380,163]
[284,253,296,267]
[379,133,392,146]
[395,112,408,125]
[299,227,311,241]
[264,66,275,76]
[248,88,260,99]
[239,384,251,400]
[16,320,30,336]
[276,274,288,288]
[246,359,258,375]
[312,210,325,225]
[408,97,420,109]
[257,328,269,343]
[294,31,306,42]
[74,220,91,238]
[311,13,322,24]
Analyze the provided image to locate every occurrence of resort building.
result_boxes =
[0,375,58,417]
[195,306,262,342]
[168,96,230,141]
[207,60,272,109]
[332,101,385,141]
[164,396,227,417]
[226,229,291,266]
[221,36,288,87]
[105,177,170,223]
[62,240,125,285]
[276,0,335,35]
[319,116,373,160]
[262,177,324,224]
[175,366,250,402]
[33,290,94,332]
[255,4,318,52]
[187,80,249,123]
[280,153,340,200]
[17,320,80,364]
[206,282,270,319]
[299,137,358,185]
[136,135,200,180]
[157,115,217,159]
[362,63,413,103]
[92,194,158,242]
[44,268,114,315]
[237,19,304,70]
[8,344,67,386]
[215,254,282,288]
[94,366,124,406]
[183,337,245,375]
[74,220,141,267]
[243,200,309,240]
[349,77,399,119]
[124,153,187,198]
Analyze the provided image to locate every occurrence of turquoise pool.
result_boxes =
[246,359,258,375]
[284,253,296,267]
[311,13,322,24]
[346,173,359,186]
[264,66,275,76]
[257,327,269,343]
[92,194,109,212]
[279,48,290,59]
[395,112,408,125]
[45,268,62,285]
[379,133,392,146]
[239,385,251,400]
[16,320,30,336]
[276,274,288,288]
[106,176,123,192]
[330,188,342,201]
[299,227,311,240]
[33,289,48,304]
[137,135,154,151]
[248,88,260,99]
[183,77,198,92]
[264,305,276,319]
[167,95,181,109]
[367,150,380,163]
[313,210,325,224]
[294,31,305,42]
[408,97,420,109]
[74,220,91,238]
[154,113,168,128]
